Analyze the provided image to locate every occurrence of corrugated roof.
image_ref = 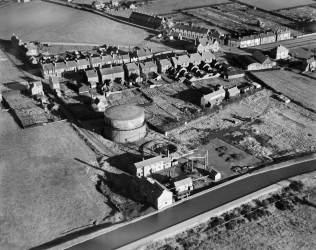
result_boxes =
[134,156,163,168]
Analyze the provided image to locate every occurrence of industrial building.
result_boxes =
[103,104,146,143]
[132,177,173,210]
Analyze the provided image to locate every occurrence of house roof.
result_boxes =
[125,62,140,71]
[209,169,220,178]
[173,24,209,34]
[176,54,190,64]
[201,51,215,61]
[241,55,261,66]
[252,50,270,64]
[86,69,98,78]
[138,177,171,200]
[100,66,124,75]
[198,38,216,46]
[203,88,225,100]
[259,32,275,38]
[158,59,172,66]
[141,61,157,69]
[169,31,180,37]
[136,48,153,58]
[271,45,289,53]
[174,177,192,188]
[29,80,42,87]
[130,11,164,25]
[162,157,172,164]
[190,53,202,62]
[134,156,163,168]
[76,58,90,66]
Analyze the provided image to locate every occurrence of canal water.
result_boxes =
[68,159,316,250]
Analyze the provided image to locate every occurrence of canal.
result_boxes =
[68,159,316,250]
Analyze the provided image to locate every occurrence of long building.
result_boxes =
[129,11,165,29]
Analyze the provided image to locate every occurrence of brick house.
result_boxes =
[270,45,289,60]
[195,38,220,53]
[241,55,262,70]
[201,87,226,108]
[99,66,125,84]
[135,48,153,61]
[189,53,202,65]
[201,51,215,63]
[84,69,99,85]
[227,36,241,47]
[27,81,43,96]
[124,62,141,82]
[132,177,173,210]
[140,61,157,75]
[252,50,273,69]
[157,59,172,73]
[90,55,114,68]
[259,31,276,44]
[129,11,165,29]
[172,24,210,39]
[171,54,190,68]
[132,156,164,177]
[276,29,291,41]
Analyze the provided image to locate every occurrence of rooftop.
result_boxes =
[174,177,192,188]
[134,156,163,169]
[203,88,225,100]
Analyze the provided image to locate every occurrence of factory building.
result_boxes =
[103,104,146,143]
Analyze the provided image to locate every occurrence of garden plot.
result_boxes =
[250,70,316,113]
[186,3,298,34]
[107,89,150,106]
[193,77,252,92]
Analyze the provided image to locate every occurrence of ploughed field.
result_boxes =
[251,70,316,113]
[0,123,112,250]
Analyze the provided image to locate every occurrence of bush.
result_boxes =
[225,219,238,230]
[275,200,293,211]
[241,204,252,214]
[211,217,225,228]
[289,181,304,192]
[262,199,270,208]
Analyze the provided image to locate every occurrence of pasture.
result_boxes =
[0,122,112,249]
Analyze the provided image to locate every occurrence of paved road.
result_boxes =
[67,159,316,250]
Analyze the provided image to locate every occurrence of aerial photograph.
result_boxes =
[1,0,316,249]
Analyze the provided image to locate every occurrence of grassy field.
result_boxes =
[0,1,152,46]
[238,0,316,11]
[0,110,21,135]
[251,70,316,113]
[0,122,113,250]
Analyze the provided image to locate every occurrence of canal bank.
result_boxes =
[63,155,316,250]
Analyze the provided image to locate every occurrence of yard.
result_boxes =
[250,70,316,113]
[0,123,114,250]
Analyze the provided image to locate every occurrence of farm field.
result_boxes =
[251,70,316,113]
[0,1,152,46]
[274,5,316,22]
[238,0,316,11]
[0,123,114,250]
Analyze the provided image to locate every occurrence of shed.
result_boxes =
[209,169,221,181]
[174,177,193,194]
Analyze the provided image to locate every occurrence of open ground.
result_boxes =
[0,122,115,250]
[251,70,316,113]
